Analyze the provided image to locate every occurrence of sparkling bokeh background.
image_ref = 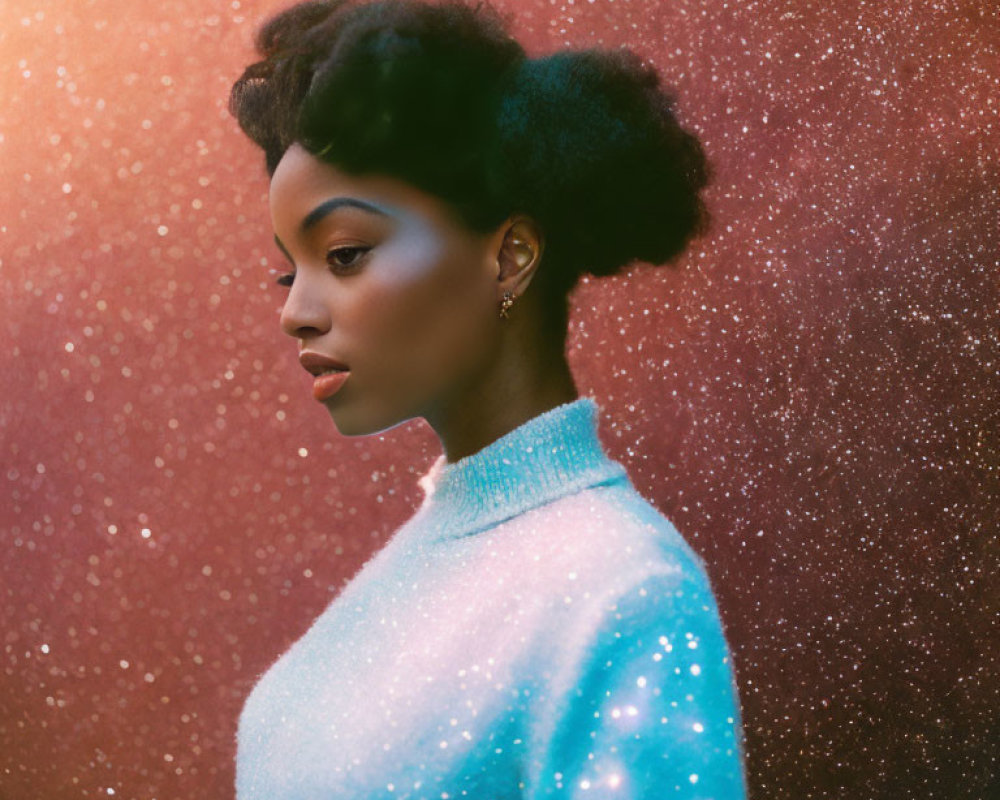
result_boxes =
[2,0,997,798]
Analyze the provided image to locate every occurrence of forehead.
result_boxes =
[268,143,461,233]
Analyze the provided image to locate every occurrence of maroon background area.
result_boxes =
[2,1,997,798]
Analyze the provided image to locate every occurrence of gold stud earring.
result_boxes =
[499,291,515,319]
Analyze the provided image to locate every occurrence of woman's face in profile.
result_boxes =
[269,143,502,435]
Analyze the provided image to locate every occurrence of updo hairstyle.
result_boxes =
[229,0,710,336]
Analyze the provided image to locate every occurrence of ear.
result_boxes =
[493,215,544,301]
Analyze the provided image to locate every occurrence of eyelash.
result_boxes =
[274,246,370,287]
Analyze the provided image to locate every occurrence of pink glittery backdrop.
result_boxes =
[2,1,997,797]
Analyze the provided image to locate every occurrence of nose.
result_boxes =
[279,275,332,340]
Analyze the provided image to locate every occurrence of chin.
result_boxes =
[325,402,413,438]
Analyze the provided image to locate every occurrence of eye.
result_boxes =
[326,245,369,271]
[273,246,370,287]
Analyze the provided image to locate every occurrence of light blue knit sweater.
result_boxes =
[237,396,748,798]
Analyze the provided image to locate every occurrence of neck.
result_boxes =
[426,344,579,465]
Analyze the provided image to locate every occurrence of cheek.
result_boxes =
[356,236,492,371]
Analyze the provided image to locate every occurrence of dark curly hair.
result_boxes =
[229,0,710,336]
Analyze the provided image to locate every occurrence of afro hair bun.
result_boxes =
[488,48,710,284]
[230,0,711,294]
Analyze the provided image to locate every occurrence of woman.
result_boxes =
[229,0,748,797]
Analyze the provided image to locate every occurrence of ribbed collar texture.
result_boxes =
[413,396,629,543]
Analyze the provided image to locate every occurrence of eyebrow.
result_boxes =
[301,197,391,233]
[273,197,392,261]
[273,235,293,264]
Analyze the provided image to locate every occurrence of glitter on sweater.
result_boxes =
[236,396,748,798]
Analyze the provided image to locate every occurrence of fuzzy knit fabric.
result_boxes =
[236,396,748,799]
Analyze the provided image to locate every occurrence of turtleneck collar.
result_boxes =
[412,396,629,544]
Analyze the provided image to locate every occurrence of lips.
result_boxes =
[312,369,349,401]
[299,351,351,402]
[299,350,350,377]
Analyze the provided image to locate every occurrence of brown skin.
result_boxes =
[270,143,578,463]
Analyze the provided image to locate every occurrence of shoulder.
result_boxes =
[494,478,725,673]
[510,478,713,604]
